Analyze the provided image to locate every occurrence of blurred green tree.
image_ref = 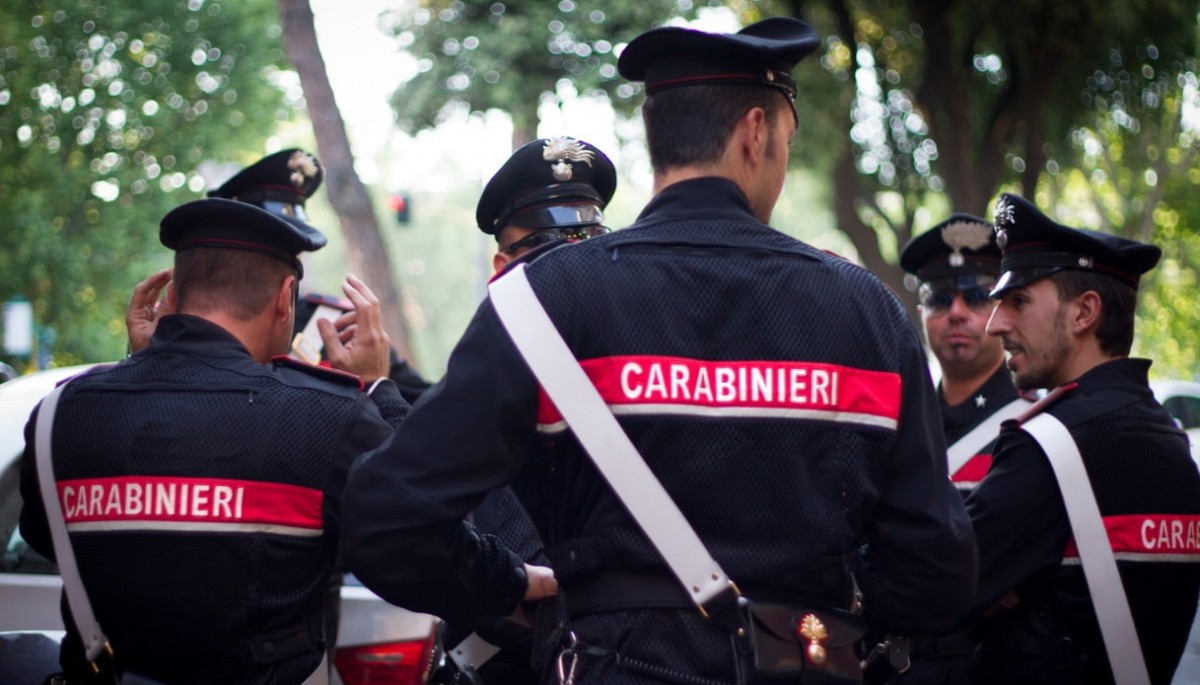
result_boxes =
[384,1,1200,376]
[1046,48,1200,373]
[381,0,707,147]
[787,0,1198,302]
[0,0,293,368]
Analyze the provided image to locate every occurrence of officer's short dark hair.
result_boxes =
[173,248,295,321]
[1050,269,1138,356]
[642,84,787,174]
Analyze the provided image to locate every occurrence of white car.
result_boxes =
[1151,379,1200,464]
[0,364,438,685]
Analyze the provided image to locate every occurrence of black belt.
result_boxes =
[564,571,837,618]
[564,571,695,617]
[250,613,325,665]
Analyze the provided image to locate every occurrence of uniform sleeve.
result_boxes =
[18,401,55,563]
[325,393,402,547]
[856,327,979,635]
[473,486,550,566]
[964,425,1070,617]
[364,377,410,429]
[387,354,434,405]
[341,300,535,621]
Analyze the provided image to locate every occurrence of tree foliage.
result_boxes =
[788,0,1198,300]
[382,0,714,145]
[0,0,292,368]
[1047,46,1200,375]
[383,0,1200,375]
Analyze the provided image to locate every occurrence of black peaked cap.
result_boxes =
[990,193,1161,297]
[207,148,327,249]
[617,17,820,100]
[161,198,325,273]
[476,137,617,235]
[900,213,1000,282]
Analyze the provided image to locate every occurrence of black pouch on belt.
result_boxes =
[743,601,866,684]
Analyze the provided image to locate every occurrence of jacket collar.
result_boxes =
[147,314,254,361]
[635,177,758,225]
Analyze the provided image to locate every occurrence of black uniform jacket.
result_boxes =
[19,314,408,685]
[966,358,1200,685]
[942,364,1025,494]
[343,177,977,681]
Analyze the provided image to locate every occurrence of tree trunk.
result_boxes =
[277,0,417,366]
[824,0,918,328]
[510,100,539,151]
[833,151,916,316]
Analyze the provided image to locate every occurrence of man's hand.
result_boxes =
[983,590,1020,618]
[523,564,558,601]
[126,269,172,354]
[319,275,391,382]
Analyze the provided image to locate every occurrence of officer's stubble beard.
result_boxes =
[1011,303,1072,391]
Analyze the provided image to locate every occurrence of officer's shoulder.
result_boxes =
[818,247,853,263]
[809,247,909,312]
[809,244,884,283]
[1010,383,1077,427]
[269,355,364,394]
[513,237,575,269]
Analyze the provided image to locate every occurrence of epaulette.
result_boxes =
[1017,388,1042,402]
[270,354,364,390]
[820,248,852,262]
[1014,382,1078,425]
[487,238,571,285]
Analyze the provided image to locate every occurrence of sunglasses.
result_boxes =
[919,286,994,313]
[501,225,610,256]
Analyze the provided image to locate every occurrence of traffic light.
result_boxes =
[390,193,411,225]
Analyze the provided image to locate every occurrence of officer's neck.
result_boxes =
[187,309,286,365]
[941,356,1007,407]
[653,165,728,194]
[653,165,769,223]
[1051,341,1122,388]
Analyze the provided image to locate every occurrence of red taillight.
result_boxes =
[334,631,437,685]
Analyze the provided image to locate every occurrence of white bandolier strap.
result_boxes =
[35,381,112,664]
[946,397,1030,476]
[489,263,735,608]
[1022,413,1150,685]
[447,631,503,671]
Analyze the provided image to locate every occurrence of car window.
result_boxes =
[1164,396,1200,430]
[0,469,57,575]
[3,530,57,574]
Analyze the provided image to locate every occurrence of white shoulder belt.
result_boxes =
[945,397,1029,476]
[35,382,111,665]
[1021,413,1149,685]
[489,263,737,610]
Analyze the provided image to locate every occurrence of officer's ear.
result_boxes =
[275,274,297,323]
[1070,289,1103,336]
[492,250,513,274]
[738,106,770,165]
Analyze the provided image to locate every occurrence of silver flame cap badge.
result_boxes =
[993,196,1016,250]
[287,151,319,188]
[941,221,993,267]
[543,137,594,182]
